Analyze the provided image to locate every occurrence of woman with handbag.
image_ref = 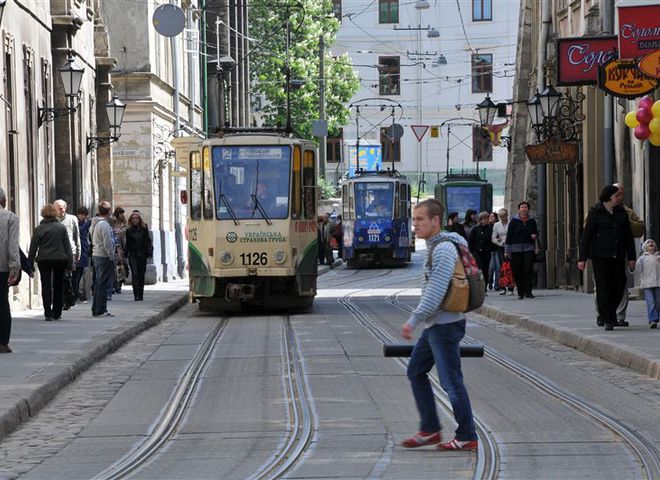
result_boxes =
[125,210,153,301]
[504,201,538,299]
[492,208,514,295]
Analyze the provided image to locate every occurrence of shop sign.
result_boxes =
[639,50,660,78]
[597,58,658,98]
[556,36,618,86]
[525,139,579,165]
[618,3,660,59]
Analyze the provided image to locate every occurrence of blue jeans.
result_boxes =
[407,320,477,441]
[643,287,660,323]
[92,256,113,316]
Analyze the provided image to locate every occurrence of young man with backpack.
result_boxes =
[401,198,478,451]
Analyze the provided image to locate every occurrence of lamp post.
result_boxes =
[217,55,235,131]
[86,96,126,152]
[477,95,510,151]
[38,54,85,127]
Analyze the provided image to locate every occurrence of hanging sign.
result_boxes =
[618,2,660,60]
[525,139,579,165]
[639,50,660,79]
[410,125,429,142]
[556,36,618,86]
[597,58,658,99]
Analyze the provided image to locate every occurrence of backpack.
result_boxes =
[427,239,486,313]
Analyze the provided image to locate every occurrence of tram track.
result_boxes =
[387,292,660,480]
[338,292,500,480]
[93,314,316,480]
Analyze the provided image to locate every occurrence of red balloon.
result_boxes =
[634,124,650,140]
[636,107,652,124]
[638,96,654,111]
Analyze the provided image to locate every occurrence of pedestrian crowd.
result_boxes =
[0,192,154,353]
[317,208,342,266]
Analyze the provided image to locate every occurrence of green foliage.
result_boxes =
[317,176,338,199]
[249,0,360,139]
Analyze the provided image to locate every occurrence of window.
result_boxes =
[327,129,343,163]
[472,126,492,163]
[202,147,214,219]
[379,57,400,96]
[190,152,202,220]
[472,0,492,21]
[471,53,492,93]
[380,127,401,163]
[332,0,342,21]
[303,150,316,219]
[379,0,398,24]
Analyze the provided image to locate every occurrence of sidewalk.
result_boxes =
[477,289,660,379]
[0,281,189,441]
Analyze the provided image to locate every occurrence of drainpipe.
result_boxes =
[603,0,614,185]
[536,0,551,289]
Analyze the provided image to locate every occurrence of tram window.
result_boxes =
[189,151,202,220]
[399,183,408,217]
[303,150,316,219]
[348,184,355,220]
[292,146,302,219]
[342,184,349,219]
[202,147,214,219]
[394,182,400,218]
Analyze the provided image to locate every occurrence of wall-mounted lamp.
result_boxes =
[38,54,85,127]
[477,95,511,150]
[526,85,584,143]
[427,28,439,38]
[86,96,126,153]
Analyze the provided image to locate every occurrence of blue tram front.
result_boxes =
[341,171,413,268]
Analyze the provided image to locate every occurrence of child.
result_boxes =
[636,239,660,328]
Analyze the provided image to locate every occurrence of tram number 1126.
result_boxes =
[240,252,268,266]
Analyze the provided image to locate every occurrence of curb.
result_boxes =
[0,293,189,442]
[476,304,660,380]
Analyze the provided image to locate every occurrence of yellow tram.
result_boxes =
[173,132,319,312]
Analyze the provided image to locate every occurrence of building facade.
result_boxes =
[331,0,519,193]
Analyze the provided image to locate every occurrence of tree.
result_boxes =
[249,0,359,139]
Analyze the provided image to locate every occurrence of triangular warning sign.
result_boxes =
[411,125,429,142]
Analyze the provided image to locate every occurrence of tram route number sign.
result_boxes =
[525,138,579,165]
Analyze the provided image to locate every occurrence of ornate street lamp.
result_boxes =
[477,95,497,126]
[87,96,126,152]
[526,93,544,129]
[526,87,584,143]
[538,84,562,118]
[38,54,85,126]
[0,0,6,25]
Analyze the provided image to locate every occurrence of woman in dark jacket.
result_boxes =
[445,211,467,238]
[28,204,74,321]
[462,209,478,239]
[578,185,636,331]
[124,210,153,301]
[469,212,493,289]
[505,201,539,299]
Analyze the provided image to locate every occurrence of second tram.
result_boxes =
[434,172,493,223]
[341,170,413,268]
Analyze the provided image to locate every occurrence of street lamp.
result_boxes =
[526,86,584,143]
[538,84,562,118]
[217,55,235,131]
[38,54,85,127]
[526,93,543,129]
[476,95,497,126]
[0,0,6,25]
[86,96,126,152]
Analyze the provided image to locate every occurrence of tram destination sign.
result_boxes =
[525,138,579,165]
[556,36,617,86]
[597,58,658,98]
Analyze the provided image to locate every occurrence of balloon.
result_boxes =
[650,118,660,134]
[625,111,640,128]
[638,96,654,111]
[652,100,660,118]
[634,124,650,140]
[636,107,652,124]
[649,133,660,146]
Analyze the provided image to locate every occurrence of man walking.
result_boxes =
[90,201,115,317]
[54,199,80,309]
[0,188,20,353]
[401,199,478,451]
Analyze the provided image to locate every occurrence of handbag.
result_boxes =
[498,260,514,288]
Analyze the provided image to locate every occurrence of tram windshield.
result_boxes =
[212,145,291,220]
[446,185,482,220]
[354,182,394,220]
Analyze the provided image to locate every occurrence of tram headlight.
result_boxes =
[384,235,392,242]
[220,251,234,265]
[273,250,287,264]
[357,236,365,243]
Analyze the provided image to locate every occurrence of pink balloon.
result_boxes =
[634,124,650,140]
[638,96,654,111]
[636,107,652,125]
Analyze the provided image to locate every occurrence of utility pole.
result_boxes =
[355,106,360,172]
[318,34,326,179]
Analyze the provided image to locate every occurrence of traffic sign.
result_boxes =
[430,126,439,138]
[411,125,429,142]
[387,123,404,140]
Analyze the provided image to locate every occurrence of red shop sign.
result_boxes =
[618,2,660,60]
[556,36,618,86]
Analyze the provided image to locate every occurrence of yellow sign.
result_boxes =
[598,58,658,99]
[639,51,660,79]
[430,126,439,138]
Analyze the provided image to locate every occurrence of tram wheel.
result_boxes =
[346,258,358,269]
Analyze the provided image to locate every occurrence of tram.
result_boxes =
[173,131,318,312]
[434,172,493,223]
[341,170,413,268]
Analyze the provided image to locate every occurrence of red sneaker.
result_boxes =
[401,431,441,448]
[437,438,478,451]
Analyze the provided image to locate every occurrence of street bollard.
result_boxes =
[383,344,484,358]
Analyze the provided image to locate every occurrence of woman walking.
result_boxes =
[468,212,493,290]
[578,185,636,331]
[125,210,153,301]
[492,208,514,295]
[28,204,74,321]
[505,201,539,300]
